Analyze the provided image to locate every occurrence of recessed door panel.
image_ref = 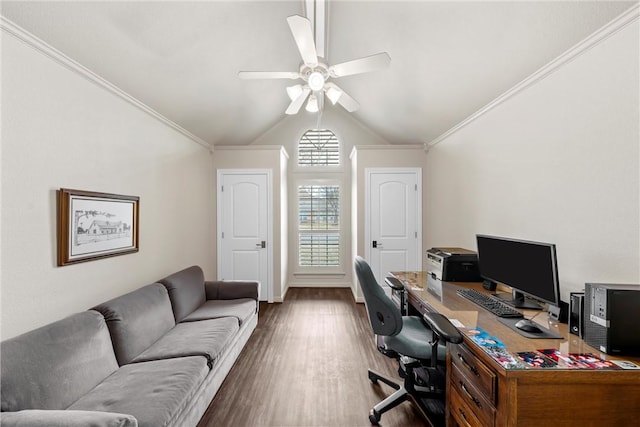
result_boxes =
[379,181,408,238]
[232,250,260,282]
[231,182,260,238]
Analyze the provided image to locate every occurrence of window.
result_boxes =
[298,129,340,166]
[298,184,340,266]
[295,128,343,272]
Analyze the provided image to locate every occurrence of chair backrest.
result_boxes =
[354,256,403,337]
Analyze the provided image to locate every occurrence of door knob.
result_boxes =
[256,241,266,248]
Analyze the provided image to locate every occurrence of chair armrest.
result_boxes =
[0,410,137,427]
[384,276,405,291]
[204,280,259,301]
[422,312,463,344]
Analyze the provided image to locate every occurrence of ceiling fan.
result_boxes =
[238,14,391,115]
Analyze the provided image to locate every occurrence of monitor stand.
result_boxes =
[493,290,542,310]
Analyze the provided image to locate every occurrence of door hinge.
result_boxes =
[221,185,224,192]
[221,232,224,239]
[415,231,418,238]
[415,184,417,191]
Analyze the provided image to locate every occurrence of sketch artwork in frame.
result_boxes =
[58,188,139,266]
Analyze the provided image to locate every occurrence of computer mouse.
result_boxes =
[515,319,543,333]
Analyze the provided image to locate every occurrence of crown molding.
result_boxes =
[215,144,290,159]
[352,144,423,151]
[1,16,213,151]
[426,4,640,150]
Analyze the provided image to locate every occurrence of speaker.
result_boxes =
[569,292,584,337]
[548,300,568,323]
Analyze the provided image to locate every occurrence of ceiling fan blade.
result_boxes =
[238,71,300,80]
[329,52,391,77]
[287,15,318,67]
[337,93,359,112]
[286,87,311,115]
[325,83,359,112]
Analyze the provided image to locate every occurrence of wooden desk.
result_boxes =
[390,271,640,427]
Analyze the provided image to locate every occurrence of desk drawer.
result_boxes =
[450,343,497,403]
[451,364,495,427]
[449,386,483,427]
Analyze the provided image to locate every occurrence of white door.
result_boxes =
[365,168,422,285]
[217,170,271,301]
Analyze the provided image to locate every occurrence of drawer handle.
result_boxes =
[457,353,480,377]
[458,408,472,427]
[460,381,482,408]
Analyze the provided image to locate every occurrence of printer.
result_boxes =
[426,247,481,282]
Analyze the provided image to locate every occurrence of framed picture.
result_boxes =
[57,188,139,266]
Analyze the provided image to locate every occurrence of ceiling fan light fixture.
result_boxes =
[326,86,342,105]
[286,84,303,101]
[307,71,325,91]
[238,14,390,116]
[305,94,319,112]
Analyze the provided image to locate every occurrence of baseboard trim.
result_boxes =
[287,282,352,288]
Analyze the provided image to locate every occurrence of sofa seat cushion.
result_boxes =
[181,298,257,325]
[68,357,207,427]
[131,317,239,367]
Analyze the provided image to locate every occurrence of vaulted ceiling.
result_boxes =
[1,1,635,146]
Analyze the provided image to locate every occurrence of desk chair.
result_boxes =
[354,257,463,426]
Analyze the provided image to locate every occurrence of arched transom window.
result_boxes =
[298,129,340,166]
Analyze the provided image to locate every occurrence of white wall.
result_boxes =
[1,32,215,339]
[425,20,640,303]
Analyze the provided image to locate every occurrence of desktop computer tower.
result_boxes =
[568,292,584,338]
[583,283,640,356]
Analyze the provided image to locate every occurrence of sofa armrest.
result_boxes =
[0,410,137,427]
[204,280,259,301]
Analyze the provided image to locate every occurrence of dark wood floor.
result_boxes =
[197,288,428,427]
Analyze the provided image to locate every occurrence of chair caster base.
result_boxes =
[369,409,381,425]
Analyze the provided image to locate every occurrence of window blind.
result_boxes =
[298,185,340,266]
[298,129,340,166]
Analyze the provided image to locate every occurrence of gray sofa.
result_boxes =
[0,266,258,427]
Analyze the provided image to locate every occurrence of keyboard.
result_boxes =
[456,288,524,318]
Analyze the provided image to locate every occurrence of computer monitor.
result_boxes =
[476,234,560,310]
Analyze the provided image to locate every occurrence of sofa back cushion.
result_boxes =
[92,283,175,366]
[0,310,118,412]
[159,266,206,322]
